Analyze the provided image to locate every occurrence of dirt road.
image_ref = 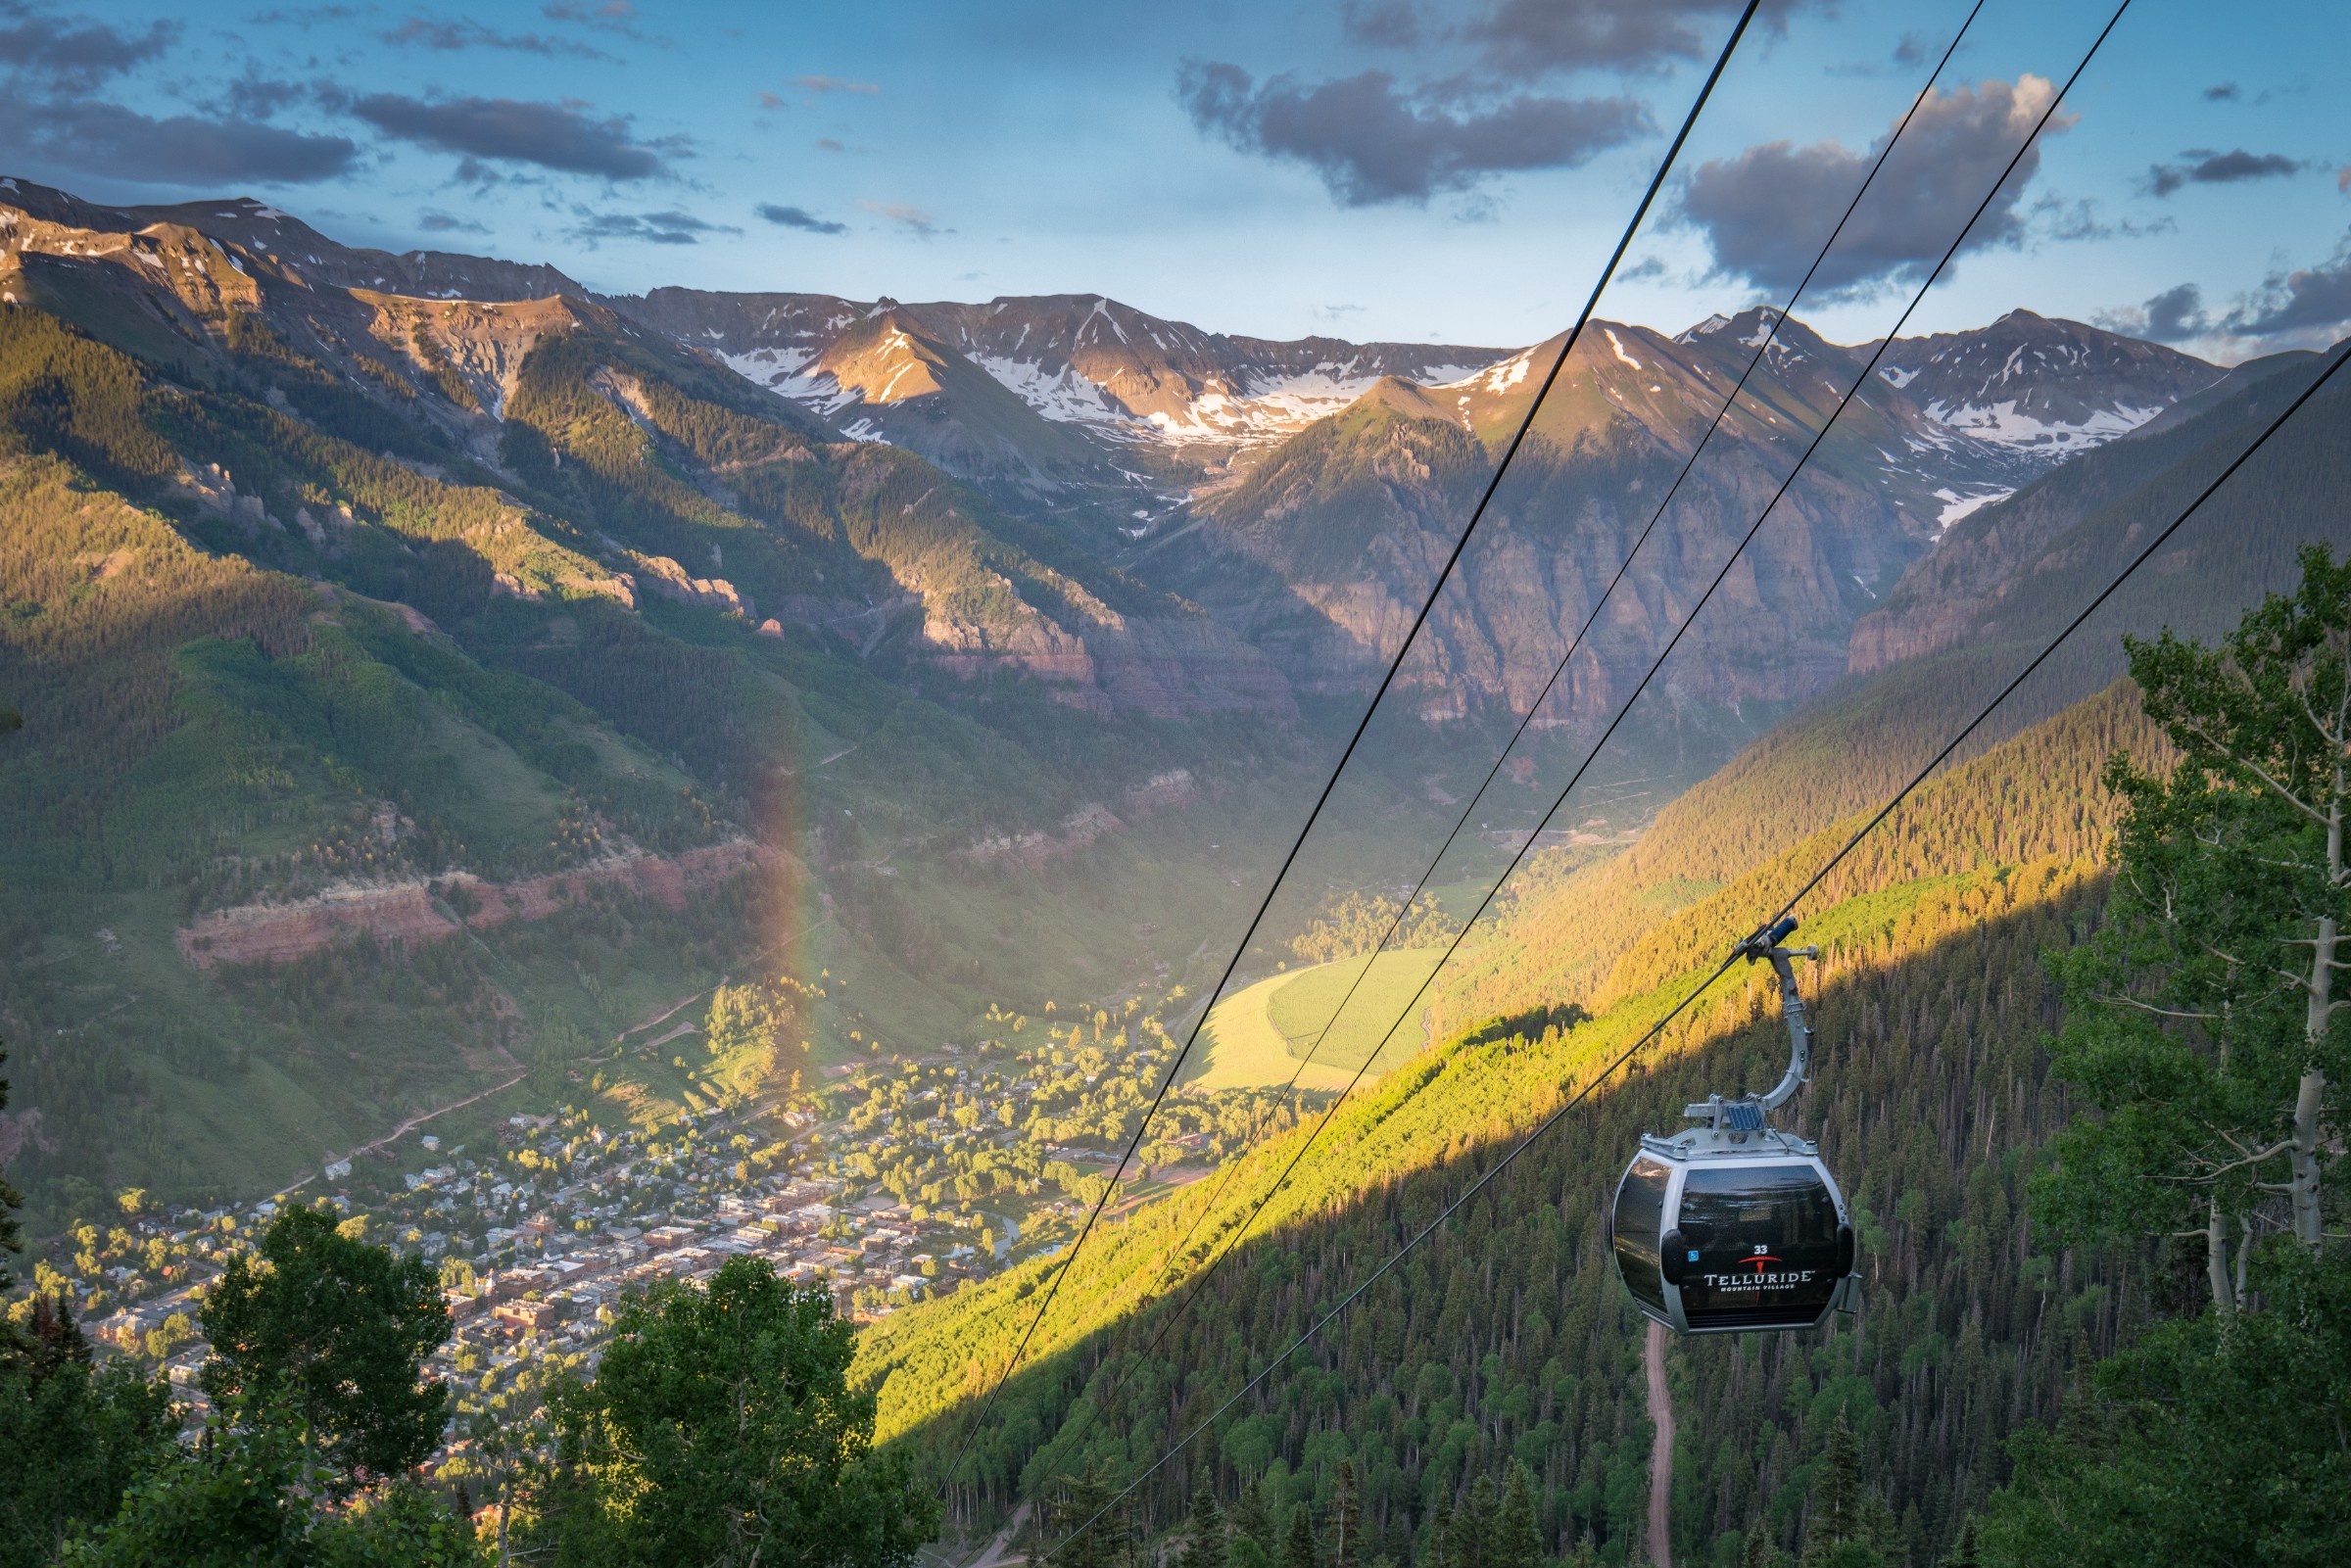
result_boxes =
[1647,1318,1674,1567]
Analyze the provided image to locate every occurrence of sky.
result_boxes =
[3,0,2346,360]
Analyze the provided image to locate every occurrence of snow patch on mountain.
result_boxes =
[1934,486,2014,531]
[967,356,1484,447]
[1920,399,2170,455]
[975,356,1132,427]
[1437,351,1533,399]
[716,347,860,416]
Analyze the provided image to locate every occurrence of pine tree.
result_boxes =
[1053,1462,1129,1568]
[1229,1479,1277,1568]
[1493,1464,1540,1568]
[1283,1503,1321,1568]
[1938,1519,1980,1567]
[1176,1475,1224,1568]
[1448,1477,1495,1568]
[1802,1412,1884,1568]
[24,1294,93,1381]
[1324,1460,1364,1568]
[1379,1511,1415,1568]
[1423,1490,1453,1568]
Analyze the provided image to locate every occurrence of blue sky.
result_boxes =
[4,0,2346,358]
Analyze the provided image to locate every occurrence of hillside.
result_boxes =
[855,684,2154,1564]
[1434,343,2351,1030]
[849,342,2351,1563]
[0,186,1335,1222]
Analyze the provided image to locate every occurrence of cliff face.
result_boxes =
[1157,308,2222,731]
[1847,349,2326,677]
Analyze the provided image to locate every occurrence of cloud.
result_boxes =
[380,17,616,59]
[2104,240,2351,350]
[14,98,360,184]
[2224,236,2351,342]
[792,73,878,95]
[2138,283,2209,341]
[416,209,489,234]
[0,4,176,93]
[1679,73,2074,297]
[815,136,844,153]
[1463,0,1763,78]
[542,1,648,37]
[2145,148,2302,197]
[342,92,679,178]
[244,6,360,24]
[1177,60,1647,206]
[567,208,736,247]
[217,73,308,119]
[2203,82,2239,101]
[858,200,941,236]
[2029,192,2171,244]
[2096,282,2212,343]
[756,202,846,234]
[0,4,355,186]
[1341,0,1421,47]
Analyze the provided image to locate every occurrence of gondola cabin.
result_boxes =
[1609,1124,1856,1334]
[1607,919,1860,1335]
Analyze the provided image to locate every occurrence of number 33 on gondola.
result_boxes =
[1607,919,1861,1335]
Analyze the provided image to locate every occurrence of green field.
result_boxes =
[1189,947,1445,1091]
[1265,947,1445,1071]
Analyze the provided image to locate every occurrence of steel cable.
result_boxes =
[932,0,1767,1499]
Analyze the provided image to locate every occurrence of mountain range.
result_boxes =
[0,171,2335,1232]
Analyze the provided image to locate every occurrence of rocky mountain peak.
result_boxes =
[1878,309,2220,459]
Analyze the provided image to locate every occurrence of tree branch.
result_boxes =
[2180,717,2329,825]
[2094,994,2221,1022]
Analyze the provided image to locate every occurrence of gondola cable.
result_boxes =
[932,0,1767,1499]
[1032,0,2115,1430]
[1033,327,2350,1560]
[1006,0,1991,1493]
[1016,0,2327,1547]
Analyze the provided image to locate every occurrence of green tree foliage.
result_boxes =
[1491,1464,1539,1568]
[528,1256,937,1567]
[1292,893,1461,966]
[1799,1412,1895,1568]
[1323,1459,1363,1568]
[0,1045,21,1296]
[2036,546,2351,1301]
[1229,1479,1277,1568]
[199,1203,452,1490]
[1283,1503,1321,1568]
[0,1312,173,1568]
[1176,1474,1225,1568]
[1973,1249,2351,1565]
[1960,550,2351,1564]
[59,1405,486,1568]
[59,1414,320,1568]
[1046,1463,1131,1568]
